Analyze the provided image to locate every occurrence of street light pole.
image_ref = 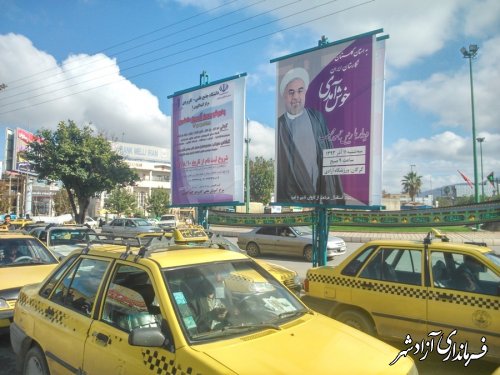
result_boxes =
[245,118,251,214]
[460,44,479,204]
[477,137,485,201]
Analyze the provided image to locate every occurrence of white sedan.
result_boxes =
[237,226,346,262]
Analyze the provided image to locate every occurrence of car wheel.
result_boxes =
[23,345,49,375]
[303,245,313,262]
[336,310,375,336]
[246,242,260,257]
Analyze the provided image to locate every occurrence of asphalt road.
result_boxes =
[1,241,499,375]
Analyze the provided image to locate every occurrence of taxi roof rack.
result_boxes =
[85,226,232,260]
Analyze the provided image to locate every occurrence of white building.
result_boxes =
[90,141,171,217]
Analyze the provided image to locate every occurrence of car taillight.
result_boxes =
[303,277,309,292]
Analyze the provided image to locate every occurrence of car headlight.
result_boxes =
[0,298,9,309]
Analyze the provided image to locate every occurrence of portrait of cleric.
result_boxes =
[276,67,344,205]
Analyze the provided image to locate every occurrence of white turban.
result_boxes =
[279,67,310,96]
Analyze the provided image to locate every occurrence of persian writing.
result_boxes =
[333,46,369,62]
[320,128,370,145]
[318,74,350,112]
[290,194,345,201]
[323,146,366,176]
[178,109,226,126]
[181,90,220,107]
[389,330,488,367]
[177,123,230,157]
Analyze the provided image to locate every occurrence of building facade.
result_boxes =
[89,141,172,218]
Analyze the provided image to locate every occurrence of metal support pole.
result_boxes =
[245,118,251,213]
[312,207,328,266]
[197,206,209,229]
[468,56,479,204]
[477,138,485,200]
[461,46,480,204]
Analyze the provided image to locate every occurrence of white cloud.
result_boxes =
[247,120,275,160]
[0,33,171,150]
[382,131,500,192]
[388,35,500,134]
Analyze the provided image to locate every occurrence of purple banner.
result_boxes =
[275,34,380,206]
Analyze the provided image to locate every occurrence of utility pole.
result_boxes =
[245,118,251,213]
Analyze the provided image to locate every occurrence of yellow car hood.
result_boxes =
[197,314,414,375]
[1,264,57,291]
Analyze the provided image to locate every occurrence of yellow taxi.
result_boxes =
[9,218,35,230]
[135,226,302,294]
[11,237,417,374]
[302,232,500,365]
[0,231,59,333]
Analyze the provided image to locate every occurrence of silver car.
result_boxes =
[237,226,346,262]
[101,218,163,237]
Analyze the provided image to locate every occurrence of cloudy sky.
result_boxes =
[0,0,499,195]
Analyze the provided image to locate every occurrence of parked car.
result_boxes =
[10,236,416,374]
[0,231,58,334]
[302,232,500,363]
[84,216,98,229]
[101,217,163,237]
[29,225,98,257]
[237,225,346,261]
[157,214,178,230]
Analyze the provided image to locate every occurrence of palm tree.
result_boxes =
[401,171,422,201]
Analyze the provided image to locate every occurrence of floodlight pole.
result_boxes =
[460,45,479,204]
[245,118,251,213]
[477,137,485,201]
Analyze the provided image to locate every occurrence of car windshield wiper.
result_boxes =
[222,322,281,331]
[192,322,281,340]
[277,310,308,320]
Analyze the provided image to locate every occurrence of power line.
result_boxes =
[4,0,244,87]
[0,0,374,115]
[0,0,288,104]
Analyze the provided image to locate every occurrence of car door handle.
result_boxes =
[361,282,374,289]
[93,332,110,346]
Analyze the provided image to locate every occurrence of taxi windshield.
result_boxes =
[163,260,307,342]
[485,252,500,267]
[0,238,58,267]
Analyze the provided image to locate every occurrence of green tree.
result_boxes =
[401,171,422,201]
[25,120,138,223]
[249,157,274,205]
[0,179,11,213]
[53,189,72,215]
[146,188,170,218]
[104,187,137,216]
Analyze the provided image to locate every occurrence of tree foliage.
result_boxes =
[104,187,136,216]
[25,120,138,223]
[0,180,11,213]
[401,171,422,201]
[53,189,72,215]
[249,157,274,205]
[146,188,170,218]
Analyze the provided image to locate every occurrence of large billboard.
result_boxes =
[170,74,246,206]
[273,30,386,207]
[14,128,40,175]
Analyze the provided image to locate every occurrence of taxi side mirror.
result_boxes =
[129,326,166,347]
